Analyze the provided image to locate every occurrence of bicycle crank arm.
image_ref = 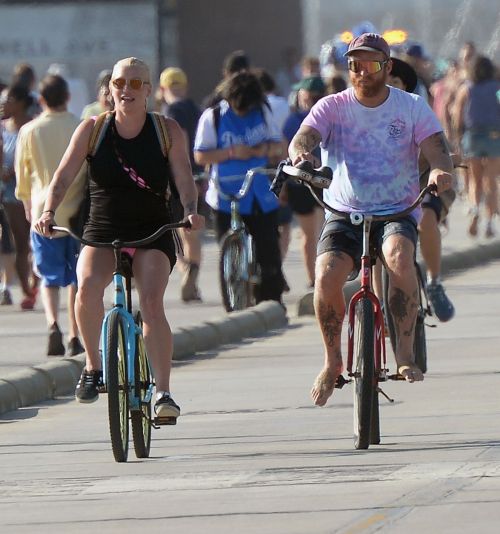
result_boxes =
[335,375,352,389]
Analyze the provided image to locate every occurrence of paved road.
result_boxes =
[1,256,500,533]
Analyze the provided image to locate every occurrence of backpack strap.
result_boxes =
[149,112,171,158]
[88,111,114,158]
[212,104,221,137]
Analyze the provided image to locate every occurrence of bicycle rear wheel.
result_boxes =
[353,297,376,450]
[414,265,428,373]
[131,312,152,459]
[106,310,129,463]
[219,231,251,312]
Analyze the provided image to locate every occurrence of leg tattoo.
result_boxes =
[317,302,343,347]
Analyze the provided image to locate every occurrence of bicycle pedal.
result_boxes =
[154,416,178,426]
[335,375,351,389]
[388,373,407,381]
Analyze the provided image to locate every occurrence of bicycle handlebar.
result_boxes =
[306,181,437,225]
[282,161,333,189]
[212,166,276,202]
[270,159,333,197]
[50,220,191,249]
[272,160,437,224]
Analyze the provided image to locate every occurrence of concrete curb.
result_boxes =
[0,301,288,416]
[297,238,500,316]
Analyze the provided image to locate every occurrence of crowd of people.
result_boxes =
[0,34,498,411]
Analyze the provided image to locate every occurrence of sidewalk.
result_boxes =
[0,196,499,415]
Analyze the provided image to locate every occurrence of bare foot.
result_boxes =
[398,363,424,383]
[311,368,340,406]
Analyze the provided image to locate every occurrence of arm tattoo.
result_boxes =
[317,301,344,347]
[49,181,68,208]
[184,200,197,215]
[427,132,449,156]
[290,129,321,158]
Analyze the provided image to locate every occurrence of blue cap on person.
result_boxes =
[344,33,390,58]
[405,43,430,61]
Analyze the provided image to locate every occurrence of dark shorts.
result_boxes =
[317,214,418,281]
[286,181,322,215]
[419,169,456,222]
[83,223,177,272]
[421,190,456,222]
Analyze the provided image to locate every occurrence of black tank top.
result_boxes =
[84,114,174,243]
[83,114,177,267]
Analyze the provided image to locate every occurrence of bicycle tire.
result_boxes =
[131,311,152,459]
[353,297,376,450]
[414,264,428,374]
[247,234,260,307]
[383,265,427,374]
[370,389,381,445]
[219,231,251,312]
[106,310,129,463]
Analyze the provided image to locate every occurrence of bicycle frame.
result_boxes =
[345,216,388,382]
[100,250,153,411]
[213,167,274,311]
[51,221,189,412]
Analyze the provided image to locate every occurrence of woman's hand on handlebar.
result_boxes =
[34,211,56,237]
[185,213,205,232]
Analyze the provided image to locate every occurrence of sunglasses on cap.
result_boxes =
[111,78,150,90]
[348,59,389,74]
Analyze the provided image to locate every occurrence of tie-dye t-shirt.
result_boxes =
[302,86,442,220]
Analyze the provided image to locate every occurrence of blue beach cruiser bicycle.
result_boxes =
[53,221,189,462]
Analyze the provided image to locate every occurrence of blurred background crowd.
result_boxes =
[0,0,499,348]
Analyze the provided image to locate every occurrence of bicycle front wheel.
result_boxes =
[219,231,251,312]
[106,310,130,463]
[353,297,376,450]
[131,312,152,459]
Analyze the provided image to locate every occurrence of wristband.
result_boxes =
[43,210,55,215]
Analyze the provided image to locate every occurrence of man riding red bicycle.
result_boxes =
[287,33,454,407]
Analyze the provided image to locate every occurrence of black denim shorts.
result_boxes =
[317,214,418,280]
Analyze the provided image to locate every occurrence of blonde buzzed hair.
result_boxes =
[112,57,150,82]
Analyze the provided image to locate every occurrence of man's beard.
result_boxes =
[352,75,387,98]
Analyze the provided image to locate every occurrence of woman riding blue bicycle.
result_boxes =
[194,70,286,304]
[34,57,204,420]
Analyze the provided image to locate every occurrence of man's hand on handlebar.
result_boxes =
[291,152,321,169]
[428,169,453,196]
